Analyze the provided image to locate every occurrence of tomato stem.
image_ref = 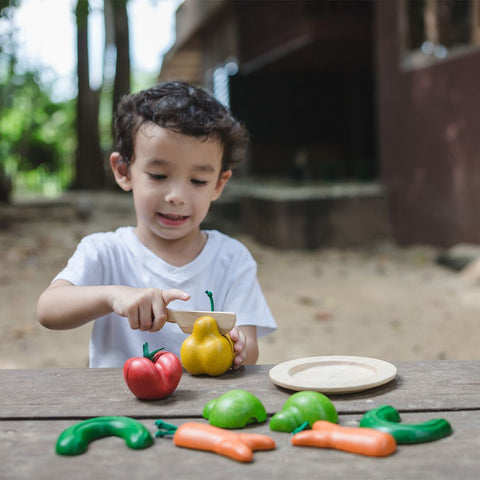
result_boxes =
[142,342,164,361]
[204,290,214,311]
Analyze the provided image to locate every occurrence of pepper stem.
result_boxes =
[142,342,164,362]
[155,420,178,437]
[292,421,310,434]
[204,290,215,311]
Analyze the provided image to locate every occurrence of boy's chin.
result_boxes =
[154,226,202,242]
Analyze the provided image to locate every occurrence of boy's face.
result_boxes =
[111,123,231,252]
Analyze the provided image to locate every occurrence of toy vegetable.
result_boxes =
[56,416,153,455]
[291,420,396,457]
[123,342,182,400]
[203,390,267,428]
[270,391,338,432]
[180,315,234,376]
[359,405,452,444]
[155,420,275,463]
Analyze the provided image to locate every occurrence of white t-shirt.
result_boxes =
[54,227,277,367]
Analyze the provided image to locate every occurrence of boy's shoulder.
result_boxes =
[205,229,242,247]
[204,229,253,261]
[77,226,135,250]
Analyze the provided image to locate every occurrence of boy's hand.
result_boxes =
[228,327,247,368]
[109,286,190,332]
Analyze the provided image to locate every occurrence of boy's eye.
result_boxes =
[191,179,208,186]
[148,173,167,180]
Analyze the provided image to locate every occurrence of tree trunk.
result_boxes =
[73,0,105,190]
[112,0,131,120]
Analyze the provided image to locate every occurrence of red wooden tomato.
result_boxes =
[123,343,182,400]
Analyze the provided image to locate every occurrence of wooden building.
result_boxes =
[160,0,480,248]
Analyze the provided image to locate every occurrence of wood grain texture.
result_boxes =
[1,411,478,480]
[1,361,479,419]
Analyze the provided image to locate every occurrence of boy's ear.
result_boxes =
[212,169,232,201]
[110,152,132,191]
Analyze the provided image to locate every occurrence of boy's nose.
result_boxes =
[164,184,186,205]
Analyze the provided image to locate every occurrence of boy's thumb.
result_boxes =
[162,289,190,306]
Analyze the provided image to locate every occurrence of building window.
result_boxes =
[400,0,480,69]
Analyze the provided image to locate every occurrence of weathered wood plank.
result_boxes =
[1,411,478,480]
[1,361,479,419]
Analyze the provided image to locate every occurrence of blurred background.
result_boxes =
[1,0,479,368]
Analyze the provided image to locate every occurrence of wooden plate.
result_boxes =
[269,356,397,394]
[167,309,236,335]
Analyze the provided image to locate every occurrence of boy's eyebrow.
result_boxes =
[146,159,169,167]
[191,164,216,173]
[147,158,216,173]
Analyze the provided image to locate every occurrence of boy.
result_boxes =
[37,81,277,368]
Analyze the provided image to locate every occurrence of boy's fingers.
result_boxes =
[230,328,246,368]
[227,327,239,341]
[163,289,191,324]
[151,297,168,331]
[150,289,189,330]
[233,350,246,368]
[229,327,245,352]
[162,289,190,306]
[138,303,153,331]
[150,315,167,332]
[128,309,140,330]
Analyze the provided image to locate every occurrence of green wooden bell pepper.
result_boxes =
[270,391,338,432]
[203,389,267,428]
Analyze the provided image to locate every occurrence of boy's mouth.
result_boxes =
[158,212,189,226]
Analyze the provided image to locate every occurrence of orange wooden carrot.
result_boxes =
[173,422,276,462]
[291,420,396,457]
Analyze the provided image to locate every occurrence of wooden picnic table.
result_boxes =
[1,361,479,479]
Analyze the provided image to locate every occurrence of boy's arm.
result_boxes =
[37,280,113,329]
[37,280,189,331]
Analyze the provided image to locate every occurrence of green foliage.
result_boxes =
[0,2,75,198]
[0,71,76,197]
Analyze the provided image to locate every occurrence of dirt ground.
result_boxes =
[1,191,479,369]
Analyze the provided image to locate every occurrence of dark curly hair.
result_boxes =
[113,81,248,171]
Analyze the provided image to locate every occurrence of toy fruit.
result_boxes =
[359,405,452,444]
[56,416,154,455]
[123,342,182,400]
[270,391,338,432]
[291,420,396,457]
[180,315,234,376]
[203,390,267,428]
